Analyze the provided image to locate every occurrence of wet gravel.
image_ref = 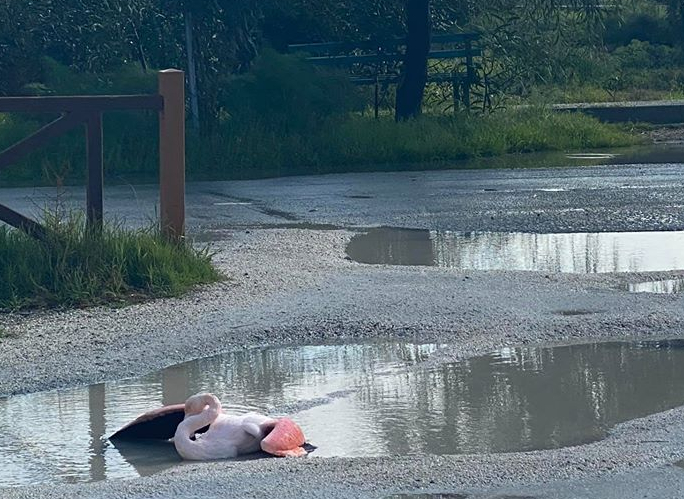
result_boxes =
[3,160,684,498]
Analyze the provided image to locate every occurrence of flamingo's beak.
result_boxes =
[260,418,310,457]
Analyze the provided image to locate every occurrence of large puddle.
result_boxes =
[346,228,684,273]
[2,339,684,486]
[629,278,684,294]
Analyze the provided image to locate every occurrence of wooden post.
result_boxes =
[452,74,460,114]
[86,112,104,230]
[158,69,186,241]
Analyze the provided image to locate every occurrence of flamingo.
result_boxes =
[110,392,310,460]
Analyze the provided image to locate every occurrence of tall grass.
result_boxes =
[0,107,638,187]
[0,53,640,187]
[186,107,637,179]
[0,213,221,310]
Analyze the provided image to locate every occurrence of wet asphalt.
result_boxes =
[3,145,684,235]
[2,147,684,498]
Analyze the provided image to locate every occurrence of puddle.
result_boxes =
[565,153,617,160]
[3,339,684,486]
[387,496,533,499]
[387,494,468,499]
[628,278,684,294]
[554,309,603,316]
[449,144,684,169]
[346,228,684,273]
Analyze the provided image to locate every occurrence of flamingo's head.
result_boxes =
[260,418,308,457]
[184,393,221,417]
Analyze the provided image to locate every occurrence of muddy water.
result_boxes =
[2,340,684,486]
[346,228,684,273]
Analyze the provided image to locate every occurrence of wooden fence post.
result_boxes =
[158,69,186,241]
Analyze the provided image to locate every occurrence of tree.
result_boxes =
[395,0,431,121]
[664,0,684,46]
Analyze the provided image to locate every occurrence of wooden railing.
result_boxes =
[289,33,482,116]
[0,69,186,241]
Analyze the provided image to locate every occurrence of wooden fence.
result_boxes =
[0,69,186,241]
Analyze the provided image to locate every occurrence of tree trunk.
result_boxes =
[395,0,431,121]
[184,10,201,134]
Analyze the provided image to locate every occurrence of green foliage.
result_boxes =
[220,50,363,132]
[603,11,674,47]
[0,60,159,185]
[0,213,220,311]
[0,51,637,187]
[183,107,636,180]
[613,40,680,69]
[36,58,156,96]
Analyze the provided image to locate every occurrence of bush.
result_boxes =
[603,12,674,48]
[613,40,680,70]
[219,49,363,132]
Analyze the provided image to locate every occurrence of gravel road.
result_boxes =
[2,152,684,498]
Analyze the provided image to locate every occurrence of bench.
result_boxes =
[288,33,481,117]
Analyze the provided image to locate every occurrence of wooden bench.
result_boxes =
[288,33,481,116]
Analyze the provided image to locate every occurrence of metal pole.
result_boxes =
[158,69,186,242]
[86,112,104,230]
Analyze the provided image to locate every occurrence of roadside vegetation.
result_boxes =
[0,213,221,311]
[0,0,676,188]
[0,53,637,187]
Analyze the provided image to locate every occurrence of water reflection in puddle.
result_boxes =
[346,228,684,273]
[3,340,684,487]
[387,495,534,499]
[387,494,469,499]
[566,153,617,160]
[628,279,684,294]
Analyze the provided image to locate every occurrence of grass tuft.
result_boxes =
[0,212,221,311]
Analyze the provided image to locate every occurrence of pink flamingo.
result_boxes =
[111,392,309,459]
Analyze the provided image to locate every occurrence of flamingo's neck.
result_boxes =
[174,396,221,460]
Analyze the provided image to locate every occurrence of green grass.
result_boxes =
[0,106,639,187]
[0,213,221,311]
[520,84,684,104]
[188,107,638,179]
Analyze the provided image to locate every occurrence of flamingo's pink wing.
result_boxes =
[260,418,308,457]
[110,404,187,440]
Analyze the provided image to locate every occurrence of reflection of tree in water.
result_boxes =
[629,278,684,294]
[348,228,684,273]
[162,343,439,413]
[359,342,684,454]
[431,231,684,273]
[88,384,106,481]
[157,340,684,455]
[3,340,684,485]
